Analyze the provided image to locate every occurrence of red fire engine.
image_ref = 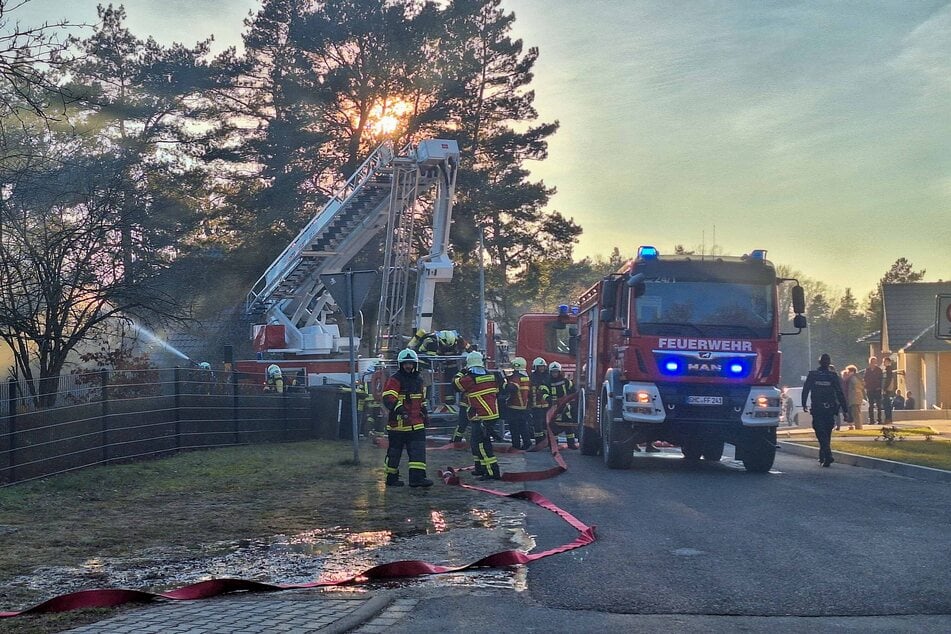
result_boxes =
[517,245,807,473]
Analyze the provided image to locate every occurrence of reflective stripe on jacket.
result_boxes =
[382,371,427,431]
[505,371,531,410]
[529,370,550,409]
[453,371,502,421]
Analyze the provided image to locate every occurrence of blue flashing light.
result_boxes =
[662,358,682,375]
[637,245,659,260]
[750,249,767,260]
[570,306,580,316]
[557,304,569,315]
[728,361,745,375]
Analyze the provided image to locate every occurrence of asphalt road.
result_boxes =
[384,445,951,632]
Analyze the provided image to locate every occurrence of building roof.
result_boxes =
[882,282,951,354]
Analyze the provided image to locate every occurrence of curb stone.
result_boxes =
[778,441,951,483]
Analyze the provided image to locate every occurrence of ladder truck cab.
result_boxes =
[522,246,807,473]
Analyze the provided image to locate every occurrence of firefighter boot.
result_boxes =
[409,473,434,488]
[385,473,405,487]
[566,434,577,450]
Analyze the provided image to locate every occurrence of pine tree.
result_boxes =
[863,258,926,330]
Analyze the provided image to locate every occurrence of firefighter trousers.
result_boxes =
[531,408,549,442]
[505,407,532,448]
[470,420,501,479]
[384,428,428,484]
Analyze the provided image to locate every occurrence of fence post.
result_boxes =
[6,377,17,483]
[101,369,110,464]
[232,369,240,444]
[282,390,289,442]
[173,367,182,450]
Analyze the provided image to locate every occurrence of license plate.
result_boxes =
[687,395,723,405]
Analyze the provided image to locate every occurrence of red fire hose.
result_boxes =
[2,394,592,618]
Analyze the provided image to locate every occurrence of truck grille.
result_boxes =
[657,384,747,423]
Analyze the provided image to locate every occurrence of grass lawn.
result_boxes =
[0,439,487,634]
[796,437,951,471]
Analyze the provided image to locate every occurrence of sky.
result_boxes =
[12,0,951,299]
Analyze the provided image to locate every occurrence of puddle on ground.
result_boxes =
[5,504,533,608]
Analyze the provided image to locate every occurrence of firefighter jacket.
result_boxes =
[382,370,428,431]
[529,370,550,409]
[453,369,504,421]
[547,374,575,420]
[453,369,470,409]
[410,331,473,357]
[504,371,531,410]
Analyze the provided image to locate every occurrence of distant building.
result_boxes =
[864,282,951,410]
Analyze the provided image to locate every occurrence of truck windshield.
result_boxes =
[634,281,774,339]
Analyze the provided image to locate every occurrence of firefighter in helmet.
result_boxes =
[408,328,473,357]
[453,351,504,480]
[529,357,551,446]
[503,357,533,449]
[380,349,434,487]
[265,364,284,393]
[196,361,214,395]
[547,361,577,449]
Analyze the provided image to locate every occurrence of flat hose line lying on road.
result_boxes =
[1,394,595,618]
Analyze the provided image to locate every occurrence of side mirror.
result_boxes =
[793,314,807,329]
[627,272,646,298]
[791,285,806,315]
[599,308,614,322]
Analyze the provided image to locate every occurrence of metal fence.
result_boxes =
[0,369,356,486]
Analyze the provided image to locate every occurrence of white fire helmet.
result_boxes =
[549,361,562,373]
[267,364,282,378]
[532,357,547,370]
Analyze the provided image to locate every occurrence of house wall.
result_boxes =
[897,352,922,406]
[939,352,951,409]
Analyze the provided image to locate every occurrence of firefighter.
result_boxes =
[453,351,504,480]
[503,357,533,450]
[801,353,849,467]
[265,364,284,393]
[409,328,473,409]
[380,349,434,487]
[450,365,471,444]
[196,361,214,394]
[529,357,551,446]
[547,361,578,449]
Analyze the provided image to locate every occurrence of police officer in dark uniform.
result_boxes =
[801,353,849,467]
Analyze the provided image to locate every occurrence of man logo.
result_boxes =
[698,351,712,359]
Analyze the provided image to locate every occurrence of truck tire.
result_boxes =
[740,428,776,473]
[578,391,601,455]
[680,438,702,462]
[601,393,633,469]
[702,440,724,462]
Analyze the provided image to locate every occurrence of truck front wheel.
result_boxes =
[740,428,776,473]
[601,393,634,469]
[576,388,600,455]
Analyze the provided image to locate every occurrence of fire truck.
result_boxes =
[517,245,807,473]
[240,138,462,386]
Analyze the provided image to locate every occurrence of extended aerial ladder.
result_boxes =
[246,139,460,359]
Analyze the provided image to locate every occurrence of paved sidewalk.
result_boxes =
[66,591,399,633]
